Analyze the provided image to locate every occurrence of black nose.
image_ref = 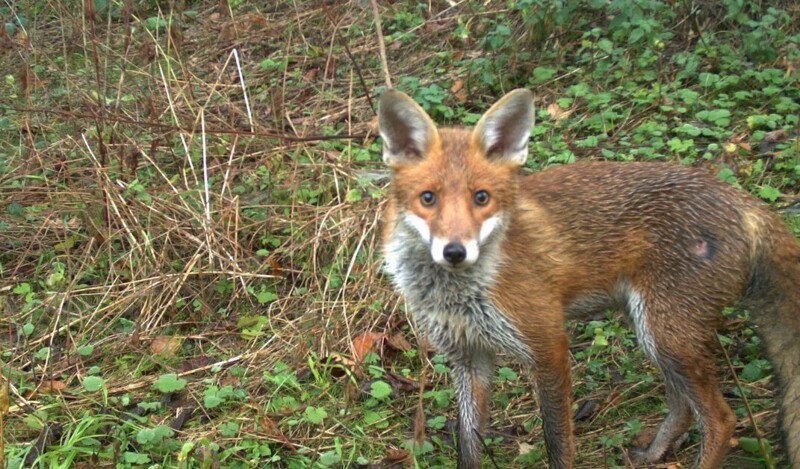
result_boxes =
[443,242,467,264]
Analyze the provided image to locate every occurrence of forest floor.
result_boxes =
[1,1,799,467]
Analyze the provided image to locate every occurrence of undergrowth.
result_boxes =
[0,0,798,468]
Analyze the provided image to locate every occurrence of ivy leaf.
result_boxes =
[82,376,105,392]
[740,361,763,382]
[318,450,341,467]
[153,373,187,393]
[345,189,363,203]
[255,290,278,305]
[369,380,392,400]
[123,452,151,464]
[304,406,327,424]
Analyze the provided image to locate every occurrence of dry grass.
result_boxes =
[0,1,797,468]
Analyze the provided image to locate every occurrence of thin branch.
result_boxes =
[369,0,392,89]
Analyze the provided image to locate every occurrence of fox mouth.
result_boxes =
[437,260,474,272]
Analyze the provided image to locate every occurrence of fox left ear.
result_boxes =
[472,89,535,166]
[378,89,439,167]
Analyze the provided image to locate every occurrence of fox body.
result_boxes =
[378,89,800,468]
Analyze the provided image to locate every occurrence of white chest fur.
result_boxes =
[384,220,531,362]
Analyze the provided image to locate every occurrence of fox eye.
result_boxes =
[420,191,436,207]
[474,190,490,206]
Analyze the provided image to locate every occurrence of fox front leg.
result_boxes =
[533,332,575,469]
[451,348,495,469]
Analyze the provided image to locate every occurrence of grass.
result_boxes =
[1,0,799,467]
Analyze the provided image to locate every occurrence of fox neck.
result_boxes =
[384,207,531,361]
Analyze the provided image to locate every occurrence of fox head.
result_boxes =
[379,89,535,270]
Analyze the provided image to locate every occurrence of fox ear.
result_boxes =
[472,89,534,165]
[378,90,439,166]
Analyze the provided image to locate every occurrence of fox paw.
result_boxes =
[628,432,689,467]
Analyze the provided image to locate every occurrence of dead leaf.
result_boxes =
[451,80,467,103]
[149,336,183,358]
[259,415,296,450]
[573,398,599,421]
[385,372,422,393]
[763,129,787,143]
[351,332,386,362]
[40,380,67,394]
[383,447,412,465]
[547,102,572,121]
[266,256,283,277]
[386,332,412,352]
[518,441,536,455]
[0,380,9,413]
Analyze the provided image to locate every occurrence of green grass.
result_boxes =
[1,0,799,468]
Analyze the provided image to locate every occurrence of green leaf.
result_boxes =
[21,323,34,336]
[13,283,31,295]
[136,425,174,445]
[318,450,341,467]
[363,410,386,427]
[122,452,151,464]
[369,380,392,400]
[497,367,517,381]
[738,436,764,455]
[304,406,328,424]
[144,16,168,30]
[153,373,187,393]
[740,361,763,382]
[758,185,781,202]
[77,345,94,356]
[255,290,278,305]
[82,376,105,392]
[7,202,23,216]
[593,334,608,346]
[220,421,239,437]
[204,394,223,408]
[532,67,556,83]
[345,189,363,203]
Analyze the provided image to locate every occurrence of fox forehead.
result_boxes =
[391,129,518,198]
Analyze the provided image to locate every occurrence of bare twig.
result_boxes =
[369,0,392,89]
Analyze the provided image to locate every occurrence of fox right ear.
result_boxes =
[472,89,535,166]
[378,90,439,166]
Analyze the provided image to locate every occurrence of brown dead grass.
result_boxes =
[0,1,796,468]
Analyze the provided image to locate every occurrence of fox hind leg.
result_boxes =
[630,379,693,464]
[628,292,736,467]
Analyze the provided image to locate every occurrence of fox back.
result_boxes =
[378,89,800,469]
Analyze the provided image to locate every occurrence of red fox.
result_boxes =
[378,88,800,468]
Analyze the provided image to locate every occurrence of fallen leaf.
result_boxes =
[267,256,283,277]
[546,102,572,120]
[259,415,296,450]
[383,447,412,465]
[386,372,422,393]
[149,336,183,358]
[763,129,787,143]
[573,398,599,421]
[387,332,412,352]
[0,381,9,412]
[450,80,467,103]
[40,380,67,393]
[351,332,386,362]
[518,441,536,455]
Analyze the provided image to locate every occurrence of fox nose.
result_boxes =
[443,242,467,264]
